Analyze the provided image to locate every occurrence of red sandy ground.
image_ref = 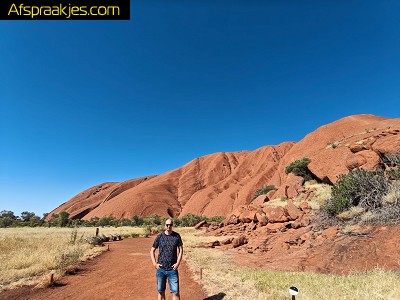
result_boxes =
[0,237,213,300]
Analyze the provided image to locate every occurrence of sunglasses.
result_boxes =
[165,224,173,227]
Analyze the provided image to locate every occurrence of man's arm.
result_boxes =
[150,247,162,269]
[172,245,183,270]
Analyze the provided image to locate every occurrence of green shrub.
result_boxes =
[131,215,144,226]
[285,157,313,181]
[48,211,70,227]
[323,169,389,216]
[206,216,225,223]
[180,214,203,227]
[143,214,162,226]
[0,216,14,228]
[98,216,117,227]
[253,185,277,199]
[172,217,181,227]
[119,218,132,226]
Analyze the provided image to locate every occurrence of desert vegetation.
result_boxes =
[0,213,223,290]
[280,153,400,226]
[253,185,277,199]
[320,167,400,226]
[2,225,400,299]
[301,180,332,210]
[285,157,313,181]
[0,226,145,291]
[0,211,224,229]
[0,210,44,228]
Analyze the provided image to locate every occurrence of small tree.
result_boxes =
[132,215,144,226]
[0,210,17,228]
[28,216,42,227]
[0,216,14,228]
[21,211,36,222]
[0,210,17,220]
[285,157,313,181]
[58,211,70,227]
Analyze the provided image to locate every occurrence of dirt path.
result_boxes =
[0,237,211,300]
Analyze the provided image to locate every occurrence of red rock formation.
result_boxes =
[46,114,400,220]
[209,222,400,274]
[46,177,156,220]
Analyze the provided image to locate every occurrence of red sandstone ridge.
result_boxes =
[46,114,400,220]
[46,177,156,220]
[272,114,400,198]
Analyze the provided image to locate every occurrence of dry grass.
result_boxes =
[0,226,144,290]
[178,228,400,300]
[242,268,400,300]
[301,181,332,210]
[264,197,288,208]
[265,181,331,211]
[360,211,377,223]
[383,180,400,205]
[337,206,366,220]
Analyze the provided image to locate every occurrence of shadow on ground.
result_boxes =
[49,282,67,288]
[204,293,226,300]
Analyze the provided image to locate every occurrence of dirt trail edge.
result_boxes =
[0,237,209,300]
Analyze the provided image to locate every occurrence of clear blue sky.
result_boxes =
[1,1,399,217]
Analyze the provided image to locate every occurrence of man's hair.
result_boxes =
[165,218,173,225]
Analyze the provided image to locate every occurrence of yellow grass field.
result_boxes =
[0,226,144,291]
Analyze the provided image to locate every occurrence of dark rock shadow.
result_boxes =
[49,282,67,288]
[203,292,226,300]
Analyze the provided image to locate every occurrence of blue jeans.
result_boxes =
[156,268,179,294]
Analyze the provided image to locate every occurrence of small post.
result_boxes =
[95,228,99,237]
[288,286,299,300]
[200,268,202,279]
[49,273,54,286]
[107,244,110,251]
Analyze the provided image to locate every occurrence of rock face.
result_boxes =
[199,199,400,274]
[46,114,400,220]
[204,221,400,274]
[46,177,156,220]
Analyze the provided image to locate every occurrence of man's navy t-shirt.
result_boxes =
[152,231,183,270]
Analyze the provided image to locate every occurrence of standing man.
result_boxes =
[150,219,183,300]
